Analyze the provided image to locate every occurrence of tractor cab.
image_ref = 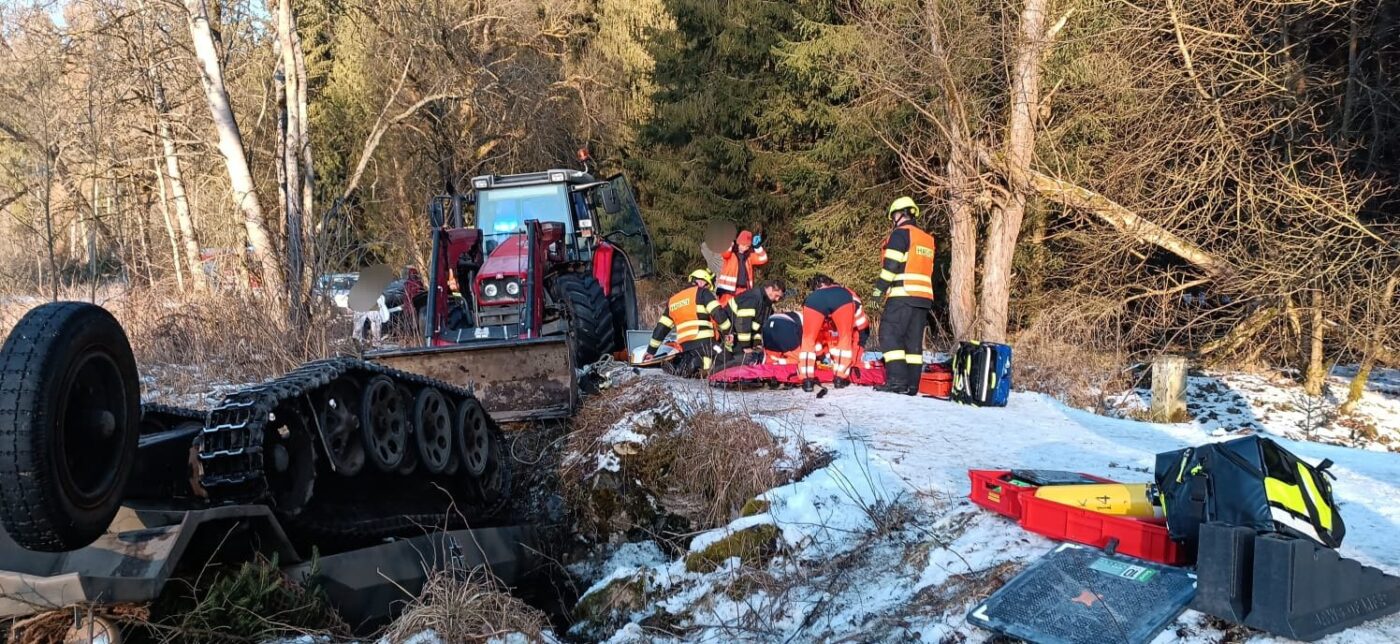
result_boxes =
[420,164,656,368]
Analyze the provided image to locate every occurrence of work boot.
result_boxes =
[903,385,919,396]
[802,378,818,393]
[875,382,906,394]
[833,377,851,389]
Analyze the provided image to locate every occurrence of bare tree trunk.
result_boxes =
[980,0,1052,342]
[277,0,306,322]
[184,0,286,299]
[1341,276,1396,414]
[1304,289,1326,396]
[153,158,186,292]
[945,152,978,341]
[154,84,206,292]
[291,18,313,237]
[922,0,978,341]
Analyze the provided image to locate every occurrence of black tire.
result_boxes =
[553,273,616,367]
[607,251,639,348]
[0,302,141,552]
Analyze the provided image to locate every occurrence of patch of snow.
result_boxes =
[577,370,1400,643]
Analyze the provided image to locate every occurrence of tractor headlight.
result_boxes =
[483,283,499,298]
[505,280,520,296]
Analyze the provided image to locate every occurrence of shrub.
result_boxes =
[383,567,550,643]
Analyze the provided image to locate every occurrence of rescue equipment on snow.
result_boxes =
[1154,436,1345,551]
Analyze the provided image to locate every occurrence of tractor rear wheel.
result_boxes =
[607,252,639,352]
[0,302,141,552]
[554,273,616,367]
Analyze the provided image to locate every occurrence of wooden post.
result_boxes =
[1151,355,1189,423]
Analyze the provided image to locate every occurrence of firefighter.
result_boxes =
[716,230,768,303]
[798,275,860,392]
[761,311,802,365]
[725,279,786,364]
[872,196,936,395]
[643,269,731,377]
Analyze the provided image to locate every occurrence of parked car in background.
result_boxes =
[313,273,358,309]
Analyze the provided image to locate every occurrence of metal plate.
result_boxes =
[370,337,576,423]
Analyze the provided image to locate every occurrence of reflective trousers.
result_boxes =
[879,297,929,388]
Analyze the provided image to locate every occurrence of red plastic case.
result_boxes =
[967,470,1042,520]
[1019,495,1186,565]
[919,371,953,399]
[967,469,1186,565]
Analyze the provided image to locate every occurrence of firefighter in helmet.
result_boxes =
[872,196,936,395]
[643,269,731,377]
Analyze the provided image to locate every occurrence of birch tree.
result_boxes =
[183,0,285,299]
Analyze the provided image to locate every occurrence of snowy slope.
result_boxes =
[578,372,1400,643]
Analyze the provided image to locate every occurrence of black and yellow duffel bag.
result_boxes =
[1155,436,1344,551]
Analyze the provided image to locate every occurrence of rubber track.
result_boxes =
[197,357,498,540]
[139,403,204,433]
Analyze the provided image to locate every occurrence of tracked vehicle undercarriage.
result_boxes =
[0,302,512,555]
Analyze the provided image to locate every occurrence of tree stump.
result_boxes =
[1151,355,1189,423]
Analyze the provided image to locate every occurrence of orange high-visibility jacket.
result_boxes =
[648,285,731,349]
[873,224,935,302]
[716,246,769,295]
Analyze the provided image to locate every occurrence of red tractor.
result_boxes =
[371,163,656,421]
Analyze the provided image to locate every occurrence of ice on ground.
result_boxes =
[578,370,1400,643]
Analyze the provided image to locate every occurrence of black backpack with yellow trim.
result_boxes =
[1154,436,1344,551]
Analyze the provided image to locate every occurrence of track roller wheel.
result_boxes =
[265,404,316,514]
[396,385,419,475]
[455,397,493,478]
[361,375,409,472]
[413,388,454,474]
[318,380,365,476]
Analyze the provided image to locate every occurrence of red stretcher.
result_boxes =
[708,363,887,387]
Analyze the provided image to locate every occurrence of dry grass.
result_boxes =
[669,408,780,528]
[1012,301,1138,413]
[561,380,783,539]
[0,283,346,404]
[382,567,550,643]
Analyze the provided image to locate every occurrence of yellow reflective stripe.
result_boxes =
[1297,464,1334,531]
[677,320,713,331]
[701,355,712,370]
[884,350,907,361]
[883,248,908,262]
[890,285,934,297]
[704,300,720,313]
[734,308,757,317]
[658,315,674,328]
[718,318,732,331]
[1264,477,1309,517]
[899,273,932,284]
[737,333,754,341]
[649,339,662,348]
[879,269,897,282]
[904,354,923,365]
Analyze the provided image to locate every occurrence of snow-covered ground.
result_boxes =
[573,370,1400,643]
[1111,366,1400,451]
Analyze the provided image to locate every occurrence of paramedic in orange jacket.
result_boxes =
[798,275,860,392]
[643,269,731,377]
[872,197,935,395]
[716,230,768,303]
